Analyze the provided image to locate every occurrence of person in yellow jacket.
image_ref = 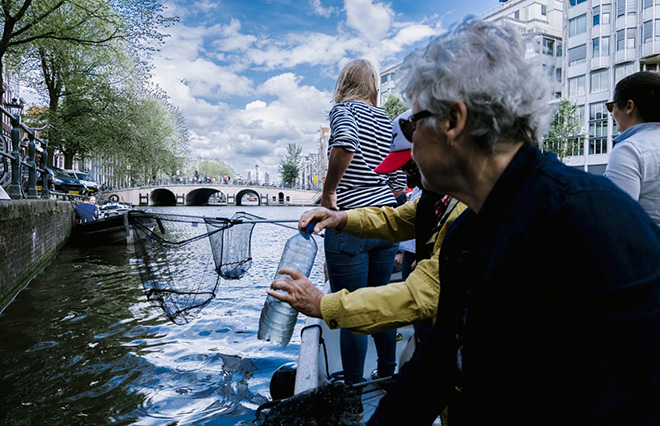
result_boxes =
[268,198,465,335]
[267,109,467,335]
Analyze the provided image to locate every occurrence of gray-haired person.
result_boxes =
[367,17,660,425]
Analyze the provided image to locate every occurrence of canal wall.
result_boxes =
[0,200,74,311]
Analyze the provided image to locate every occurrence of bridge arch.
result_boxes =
[235,189,260,206]
[150,188,177,206]
[186,187,225,206]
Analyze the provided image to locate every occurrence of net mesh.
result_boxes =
[255,378,394,425]
[129,211,263,324]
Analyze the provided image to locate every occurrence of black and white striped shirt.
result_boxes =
[328,101,406,210]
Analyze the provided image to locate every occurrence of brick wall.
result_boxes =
[0,200,73,310]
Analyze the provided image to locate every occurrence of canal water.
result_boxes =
[0,206,327,425]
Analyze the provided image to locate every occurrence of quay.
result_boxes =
[0,200,73,311]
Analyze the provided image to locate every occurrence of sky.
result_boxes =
[146,0,502,182]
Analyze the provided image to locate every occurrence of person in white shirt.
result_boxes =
[604,71,660,225]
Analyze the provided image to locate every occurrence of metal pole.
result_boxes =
[8,112,21,199]
[27,133,38,199]
[40,139,50,199]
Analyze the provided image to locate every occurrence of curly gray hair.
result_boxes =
[398,17,551,152]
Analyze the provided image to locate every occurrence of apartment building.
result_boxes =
[379,1,565,136]
[484,0,565,99]
[564,0,660,173]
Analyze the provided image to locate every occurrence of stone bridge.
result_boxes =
[101,184,322,207]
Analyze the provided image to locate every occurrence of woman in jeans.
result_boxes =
[322,58,406,384]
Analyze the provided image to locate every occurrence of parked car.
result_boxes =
[66,169,99,195]
[50,167,86,195]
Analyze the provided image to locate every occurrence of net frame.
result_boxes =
[128,211,263,324]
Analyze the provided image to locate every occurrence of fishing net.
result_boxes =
[129,211,263,324]
[255,378,395,425]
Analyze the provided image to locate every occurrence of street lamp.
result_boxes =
[6,98,24,199]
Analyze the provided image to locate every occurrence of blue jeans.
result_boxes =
[324,229,399,384]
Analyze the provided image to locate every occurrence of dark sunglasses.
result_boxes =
[401,159,420,179]
[399,110,434,142]
[605,101,616,113]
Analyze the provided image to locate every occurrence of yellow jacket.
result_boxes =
[320,197,467,334]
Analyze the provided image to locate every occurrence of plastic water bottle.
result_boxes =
[258,224,317,346]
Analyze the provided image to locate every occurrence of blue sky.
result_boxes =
[152,0,502,182]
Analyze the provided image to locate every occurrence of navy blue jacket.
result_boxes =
[368,145,660,425]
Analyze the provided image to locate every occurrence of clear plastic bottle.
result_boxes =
[258,225,317,346]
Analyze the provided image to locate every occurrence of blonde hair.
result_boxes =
[332,59,379,105]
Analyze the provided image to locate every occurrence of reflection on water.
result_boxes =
[0,206,325,425]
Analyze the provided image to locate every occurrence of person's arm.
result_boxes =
[340,197,418,242]
[320,253,440,334]
[321,147,354,210]
[322,104,359,210]
[604,142,642,200]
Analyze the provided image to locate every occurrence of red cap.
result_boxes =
[374,149,412,174]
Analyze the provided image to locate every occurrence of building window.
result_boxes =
[617,0,626,17]
[656,20,660,39]
[644,0,653,8]
[543,38,555,55]
[568,44,587,65]
[617,29,625,50]
[602,4,611,23]
[557,41,563,57]
[556,67,562,83]
[615,62,636,83]
[627,28,636,48]
[590,69,609,93]
[570,0,587,6]
[569,15,587,36]
[644,21,653,42]
[514,10,520,19]
[381,74,388,84]
[628,0,637,15]
[569,75,586,97]
[541,5,547,15]
[593,6,600,26]
[593,37,611,57]
[592,38,600,57]
[589,103,609,154]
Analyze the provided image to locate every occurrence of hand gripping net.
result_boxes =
[128,211,263,324]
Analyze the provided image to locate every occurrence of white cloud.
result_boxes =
[309,0,339,18]
[151,0,447,183]
[344,0,394,42]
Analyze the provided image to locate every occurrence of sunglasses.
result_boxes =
[605,101,616,113]
[401,159,420,178]
[399,110,434,142]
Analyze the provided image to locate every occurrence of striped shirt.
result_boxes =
[328,101,406,210]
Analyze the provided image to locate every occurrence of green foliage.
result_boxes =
[5,0,185,182]
[187,159,234,181]
[383,94,407,120]
[279,143,302,187]
[543,98,585,162]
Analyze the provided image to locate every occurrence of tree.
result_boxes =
[383,94,407,120]
[543,98,585,163]
[279,143,302,188]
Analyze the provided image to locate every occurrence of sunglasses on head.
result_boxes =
[399,110,434,142]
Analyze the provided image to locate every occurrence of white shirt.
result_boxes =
[604,122,660,225]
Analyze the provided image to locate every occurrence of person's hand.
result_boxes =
[299,207,347,234]
[320,191,338,211]
[266,267,324,318]
[394,252,403,268]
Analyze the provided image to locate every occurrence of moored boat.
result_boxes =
[70,202,155,246]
